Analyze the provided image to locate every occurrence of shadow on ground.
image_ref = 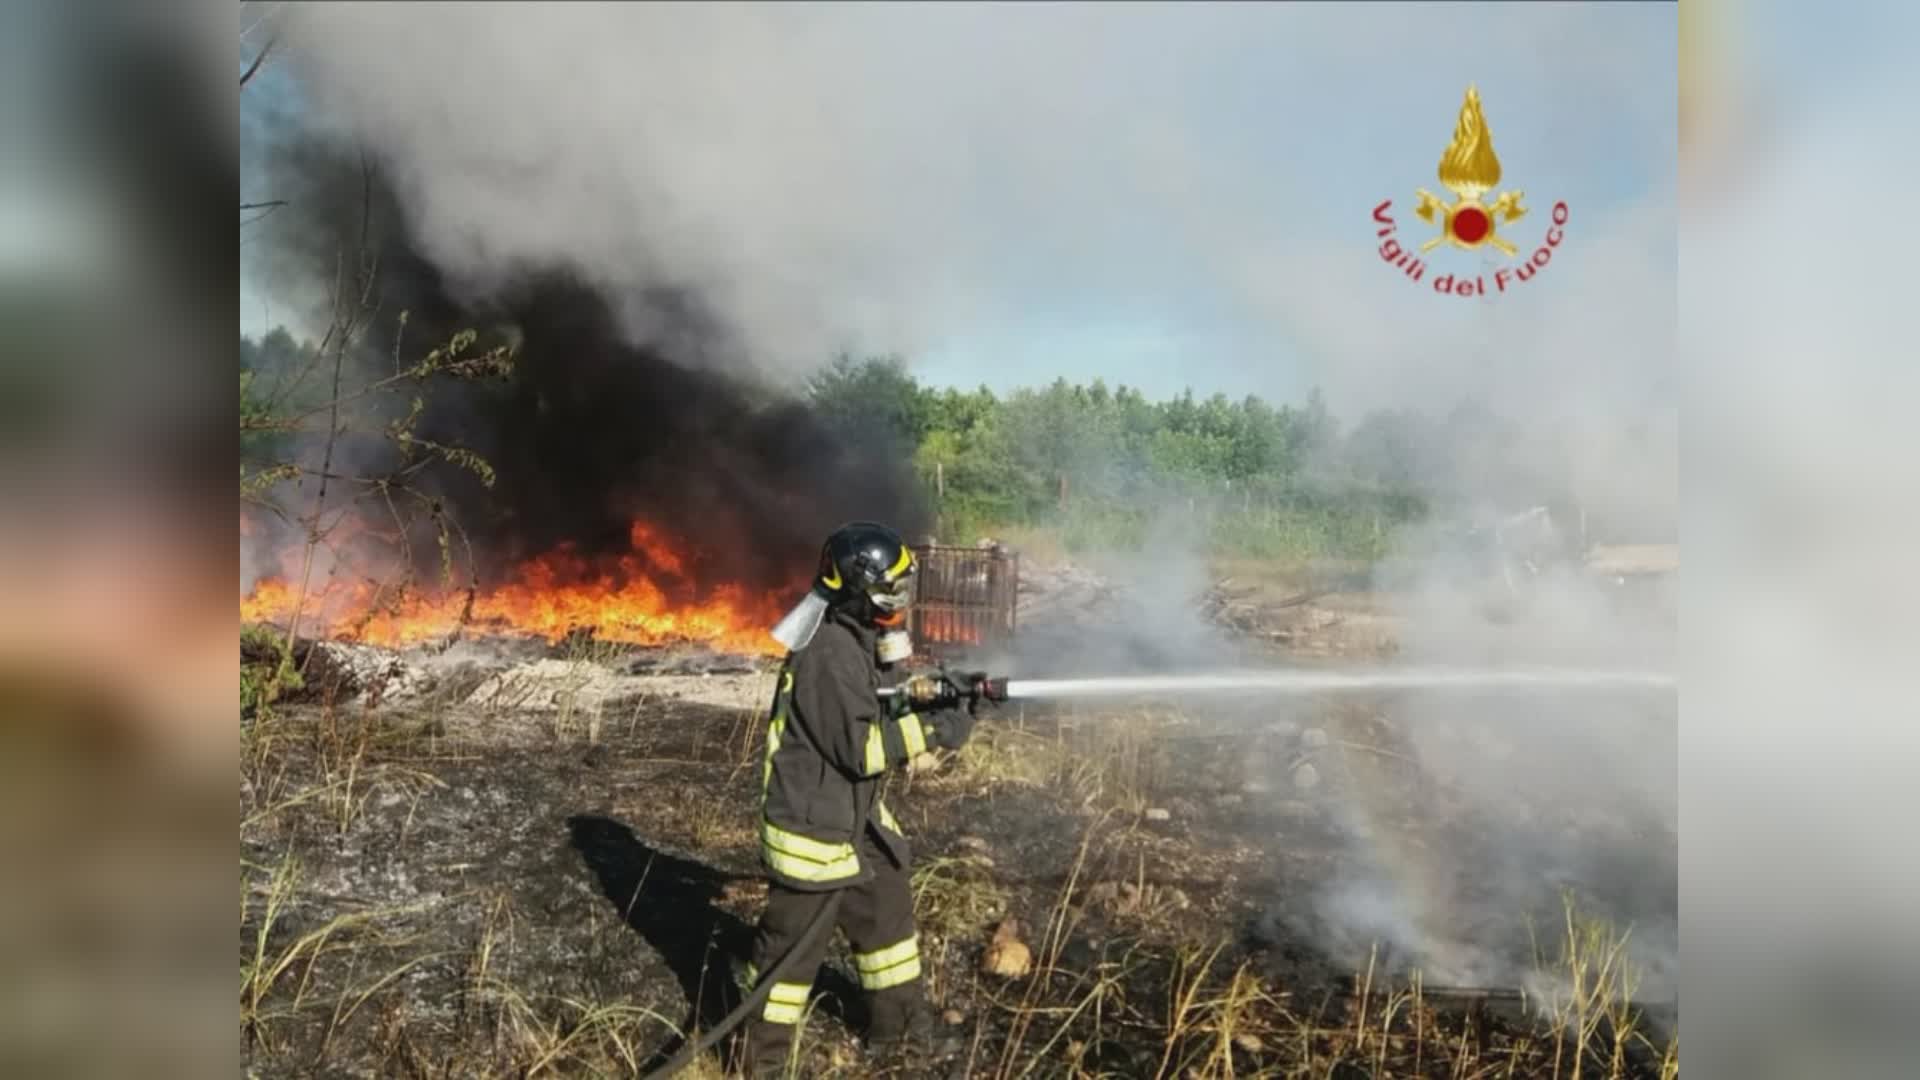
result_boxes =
[566,814,863,1068]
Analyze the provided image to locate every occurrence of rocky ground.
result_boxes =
[240,563,1678,1078]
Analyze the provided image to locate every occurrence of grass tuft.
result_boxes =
[913,852,1010,938]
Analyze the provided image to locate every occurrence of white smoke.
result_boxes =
[254,5,1669,400]
[1683,10,1920,1070]
[256,0,1675,579]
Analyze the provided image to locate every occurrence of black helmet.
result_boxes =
[817,521,917,625]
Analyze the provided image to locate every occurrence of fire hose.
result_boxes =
[641,663,1667,1076]
[641,671,1005,1079]
[639,808,863,1080]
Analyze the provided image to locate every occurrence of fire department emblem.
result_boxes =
[1414,84,1528,257]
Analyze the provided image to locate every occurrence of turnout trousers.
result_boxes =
[742,828,923,1072]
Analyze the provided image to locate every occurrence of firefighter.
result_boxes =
[745,522,977,1074]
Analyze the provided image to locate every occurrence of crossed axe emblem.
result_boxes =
[1413,188,1529,256]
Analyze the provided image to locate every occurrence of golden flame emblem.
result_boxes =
[1414,85,1528,257]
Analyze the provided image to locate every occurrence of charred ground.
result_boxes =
[240,576,1677,1079]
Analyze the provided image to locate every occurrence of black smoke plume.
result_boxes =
[250,136,929,600]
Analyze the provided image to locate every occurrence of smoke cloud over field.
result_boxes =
[253,5,1672,468]
[243,140,929,601]
[252,0,1674,566]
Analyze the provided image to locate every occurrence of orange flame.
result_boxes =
[913,609,986,647]
[240,518,792,655]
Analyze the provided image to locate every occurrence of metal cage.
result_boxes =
[908,545,1018,659]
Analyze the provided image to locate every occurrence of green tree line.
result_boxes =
[804,354,1439,561]
[245,330,1550,565]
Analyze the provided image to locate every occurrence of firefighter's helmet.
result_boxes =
[769,521,918,652]
[817,521,917,625]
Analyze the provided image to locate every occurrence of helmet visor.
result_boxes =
[869,568,916,613]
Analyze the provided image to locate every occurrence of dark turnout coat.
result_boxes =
[757,610,957,891]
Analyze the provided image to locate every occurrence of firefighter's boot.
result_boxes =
[744,1020,799,1079]
[867,987,964,1061]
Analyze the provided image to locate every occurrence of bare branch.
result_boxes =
[241,35,278,88]
[240,200,289,229]
[275,164,372,657]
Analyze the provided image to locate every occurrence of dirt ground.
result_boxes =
[240,587,1677,1079]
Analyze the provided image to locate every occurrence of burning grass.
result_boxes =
[239,649,1675,1079]
[241,516,796,656]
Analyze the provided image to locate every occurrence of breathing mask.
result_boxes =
[875,629,913,665]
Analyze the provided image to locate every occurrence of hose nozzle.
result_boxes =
[969,673,1009,704]
[880,670,1007,708]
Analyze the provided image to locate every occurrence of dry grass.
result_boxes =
[945,723,1066,789]
[1206,898,1678,1080]
[240,661,1675,1080]
[913,851,1011,938]
[242,703,445,836]
[1155,946,1273,1079]
[474,980,686,1076]
[986,818,1110,1077]
[938,811,1675,1080]
[549,634,631,744]
[239,679,788,1077]
[1530,892,1677,1080]
[240,856,446,1056]
[454,888,713,1079]
[241,845,722,1078]
[686,798,756,852]
[1061,706,1178,815]
[939,704,1179,817]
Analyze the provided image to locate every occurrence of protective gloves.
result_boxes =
[885,686,916,720]
[927,704,976,750]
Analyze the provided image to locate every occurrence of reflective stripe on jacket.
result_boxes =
[758,611,944,890]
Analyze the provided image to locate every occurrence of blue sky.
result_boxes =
[909,7,1677,401]
[242,3,1676,409]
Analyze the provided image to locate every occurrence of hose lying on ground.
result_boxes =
[640,892,843,1080]
[641,799,870,1080]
